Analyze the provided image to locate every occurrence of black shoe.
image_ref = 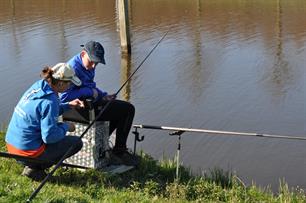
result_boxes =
[114,150,139,166]
[107,151,124,166]
[22,166,47,181]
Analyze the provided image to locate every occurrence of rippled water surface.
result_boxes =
[0,0,305,190]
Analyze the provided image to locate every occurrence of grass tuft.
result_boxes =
[0,132,305,202]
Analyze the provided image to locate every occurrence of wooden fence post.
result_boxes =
[118,0,131,54]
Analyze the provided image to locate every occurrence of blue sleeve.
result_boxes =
[60,86,94,102]
[96,88,108,101]
[59,102,70,115]
[40,101,69,144]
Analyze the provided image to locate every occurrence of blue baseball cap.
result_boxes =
[81,41,106,65]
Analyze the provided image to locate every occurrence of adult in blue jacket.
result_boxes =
[60,41,137,166]
[5,63,84,180]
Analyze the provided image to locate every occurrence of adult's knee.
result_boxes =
[67,136,83,154]
[75,138,83,152]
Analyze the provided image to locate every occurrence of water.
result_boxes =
[0,0,305,191]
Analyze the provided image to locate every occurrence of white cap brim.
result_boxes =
[71,76,82,86]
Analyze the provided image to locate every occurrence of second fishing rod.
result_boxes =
[27,30,169,202]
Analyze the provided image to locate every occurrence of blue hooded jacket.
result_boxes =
[60,54,107,102]
[5,79,70,150]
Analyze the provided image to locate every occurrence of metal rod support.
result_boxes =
[133,124,306,141]
[175,135,181,182]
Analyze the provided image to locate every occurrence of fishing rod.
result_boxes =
[133,124,306,141]
[133,124,305,181]
[27,31,169,202]
[0,151,89,170]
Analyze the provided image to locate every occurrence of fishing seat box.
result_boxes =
[61,101,110,169]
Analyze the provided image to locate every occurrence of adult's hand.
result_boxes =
[69,99,85,108]
[66,122,76,132]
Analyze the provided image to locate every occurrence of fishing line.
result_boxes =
[26,30,169,202]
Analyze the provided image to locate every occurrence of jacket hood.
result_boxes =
[25,80,55,100]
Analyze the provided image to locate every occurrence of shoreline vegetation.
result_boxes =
[0,131,305,202]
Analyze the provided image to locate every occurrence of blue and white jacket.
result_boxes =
[5,79,70,150]
[60,54,107,102]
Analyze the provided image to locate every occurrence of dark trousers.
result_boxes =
[65,99,135,151]
[20,136,83,169]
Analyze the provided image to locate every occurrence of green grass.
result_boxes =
[0,131,306,203]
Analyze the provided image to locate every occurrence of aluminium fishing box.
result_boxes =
[61,102,111,169]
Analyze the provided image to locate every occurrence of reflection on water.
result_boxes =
[120,53,132,101]
[0,0,305,191]
[270,0,290,96]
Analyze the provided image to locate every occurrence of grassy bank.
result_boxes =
[0,131,305,203]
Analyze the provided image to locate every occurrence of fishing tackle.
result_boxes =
[27,30,169,202]
[133,124,306,141]
[132,124,306,181]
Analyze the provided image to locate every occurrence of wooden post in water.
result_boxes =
[118,0,131,54]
